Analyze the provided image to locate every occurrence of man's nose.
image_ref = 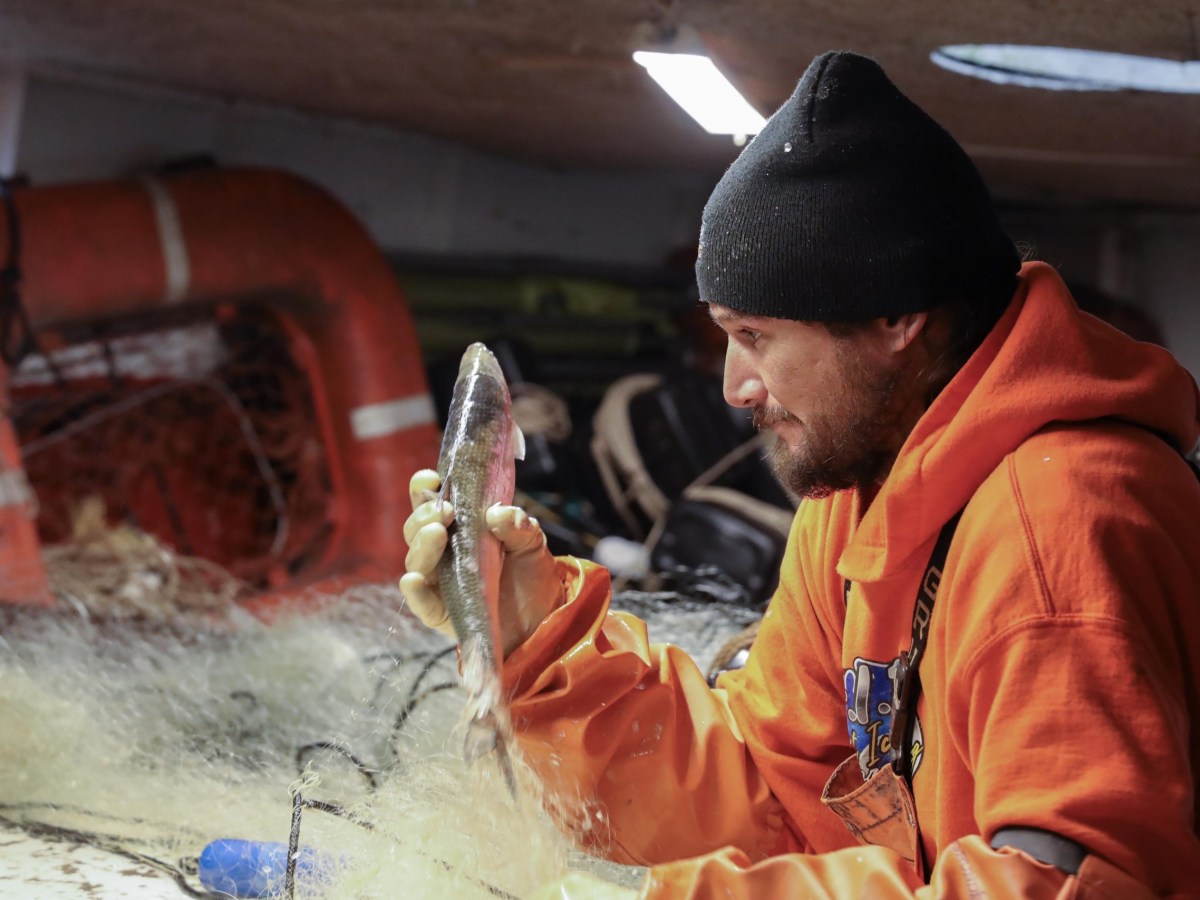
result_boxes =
[723,344,765,408]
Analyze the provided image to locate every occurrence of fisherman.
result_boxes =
[401,50,1200,898]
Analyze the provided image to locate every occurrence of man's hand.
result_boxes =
[399,469,566,656]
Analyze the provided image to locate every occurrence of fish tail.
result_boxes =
[464,711,518,798]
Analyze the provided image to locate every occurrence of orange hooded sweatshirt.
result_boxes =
[503,262,1200,898]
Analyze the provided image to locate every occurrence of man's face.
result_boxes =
[708,303,909,499]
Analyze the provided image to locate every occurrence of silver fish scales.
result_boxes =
[435,342,525,794]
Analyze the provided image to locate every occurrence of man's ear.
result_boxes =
[877,312,928,353]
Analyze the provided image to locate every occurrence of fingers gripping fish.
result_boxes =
[435,342,526,795]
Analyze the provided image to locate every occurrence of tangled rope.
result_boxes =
[42,496,246,620]
[510,382,572,443]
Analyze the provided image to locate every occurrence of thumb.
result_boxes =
[485,505,547,556]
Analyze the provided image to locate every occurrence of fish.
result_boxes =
[435,342,525,795]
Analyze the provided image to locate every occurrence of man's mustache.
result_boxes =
[752,406,799,429]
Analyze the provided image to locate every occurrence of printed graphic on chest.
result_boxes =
[844,657,924,779]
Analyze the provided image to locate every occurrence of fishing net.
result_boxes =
[40,495,248,620]
[0,585,618,897]
[0,536,763,897]
[10,306,333,593]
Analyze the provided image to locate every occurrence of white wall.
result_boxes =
[1002,209,1200,379]
[14,71,713,270]
[1128,216,1200,380]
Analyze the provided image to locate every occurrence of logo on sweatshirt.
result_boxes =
[844,657,924,779]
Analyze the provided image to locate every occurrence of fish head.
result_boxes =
[456,342,506,387]
[437,342,524,511]
[453,342,524,469]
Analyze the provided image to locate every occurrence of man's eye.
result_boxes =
[740,329,762,343]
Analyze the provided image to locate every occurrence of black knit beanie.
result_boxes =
[696,50,1019,322]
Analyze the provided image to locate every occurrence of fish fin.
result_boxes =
[435,475,459,536]
[494,729,518,799]
[510,421,526,462]
[463,712,497,766]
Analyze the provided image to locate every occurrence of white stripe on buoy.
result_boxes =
[350,395,437,440]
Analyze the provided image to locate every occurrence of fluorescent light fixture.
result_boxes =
[932,44,1200,93]
[633,50,767,135]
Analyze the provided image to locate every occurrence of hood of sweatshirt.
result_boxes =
[839,260,1200,582]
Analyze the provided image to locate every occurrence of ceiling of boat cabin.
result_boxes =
[1,0,1199,210]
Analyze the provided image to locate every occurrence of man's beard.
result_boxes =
[755,349,908,500]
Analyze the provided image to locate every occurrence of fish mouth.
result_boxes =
[457,342,505,384]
